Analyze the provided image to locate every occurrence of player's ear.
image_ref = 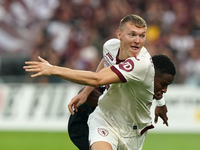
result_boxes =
[116,30,122,40]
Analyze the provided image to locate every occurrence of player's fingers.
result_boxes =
[161,115,168,126]
[31,72,42,78]
[25,68,41,72]
[38,56,48,63]
[68,103,75,115]
[154,114,158,124]
[23,65,39,69]
[163,116,169,126]
[70,99,78,113]
[25,61,40,65]
[74,102,81,112]
[163,121,169,126]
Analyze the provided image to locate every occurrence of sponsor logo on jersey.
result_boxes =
[106,53,114,61]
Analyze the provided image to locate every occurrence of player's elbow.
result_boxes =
[86,72,106,87]
[89,76,104,87]
[90,80,103,88]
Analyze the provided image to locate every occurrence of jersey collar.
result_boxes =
[116,49,125,64]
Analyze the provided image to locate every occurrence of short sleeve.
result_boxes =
[110,57,149,83]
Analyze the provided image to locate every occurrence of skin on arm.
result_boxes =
[24,57,171,123]
[153,93,168,126]
[60,65,120,114]
[154,105,168,126]
[69,58,105,114]
[24,56,121,114]
[78,58,105,96]
[24,57,119,86]
[153,73,174,126]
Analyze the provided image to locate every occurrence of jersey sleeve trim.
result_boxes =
[110,66,127,83]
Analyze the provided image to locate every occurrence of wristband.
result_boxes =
[155,96,165,107]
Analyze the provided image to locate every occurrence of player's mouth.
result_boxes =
[131,46,139,50]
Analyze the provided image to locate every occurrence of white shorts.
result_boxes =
[88,107,147,150]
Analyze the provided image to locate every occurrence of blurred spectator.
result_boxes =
[0,0,31,53]
[179,39,200,86]
[23,0,59,21]
[191,5,200,38]
[45,2,72,55]
[0,0,200,85]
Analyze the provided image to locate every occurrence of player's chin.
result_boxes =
[130,49,140,57]
[153,93,163,100]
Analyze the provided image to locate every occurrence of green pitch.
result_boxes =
[0,131,199,150]
[143,133,200,150]
[0,131,78,150]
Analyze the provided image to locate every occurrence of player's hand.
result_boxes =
[68,92,88,115]
[23,56,53,77]
[154,105,168,126]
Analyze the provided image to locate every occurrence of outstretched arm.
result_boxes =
[68,58,104,114]
[24,56,120,114]
[76,58,105,97]
[24,56,120,87]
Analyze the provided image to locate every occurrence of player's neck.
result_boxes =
[118,48,129,60]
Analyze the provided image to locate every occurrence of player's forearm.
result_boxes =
[80,86,96,98]
[51,66,100,87]
[79,58,104,96]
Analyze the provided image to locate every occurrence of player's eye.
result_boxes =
[129,33,135,36]
[140,34,145,38]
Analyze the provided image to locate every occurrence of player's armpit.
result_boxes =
[94,67,122,86]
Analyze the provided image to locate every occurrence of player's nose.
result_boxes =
[134,36,140,44]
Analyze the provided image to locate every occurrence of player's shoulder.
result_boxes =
[127,47,152,67]
[103,38,120,48]
[138,47,151,61]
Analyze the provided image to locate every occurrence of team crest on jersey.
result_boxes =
[98,128,109,137]
[119,59,134,72]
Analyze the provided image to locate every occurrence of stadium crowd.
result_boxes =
[0,0,200,86]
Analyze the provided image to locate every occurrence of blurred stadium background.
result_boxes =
[0,0,200,150]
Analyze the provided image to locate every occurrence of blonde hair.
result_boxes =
[119,14,147,31]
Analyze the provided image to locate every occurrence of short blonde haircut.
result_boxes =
[119,14,147,31]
